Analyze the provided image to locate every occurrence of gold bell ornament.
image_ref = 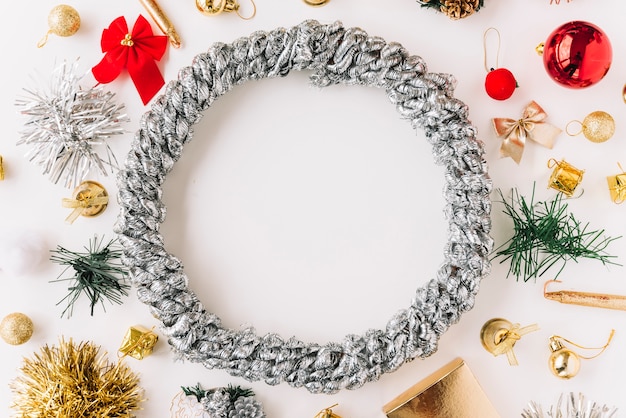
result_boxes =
[607,163,626,204]
[566,110,615,143]
[547,158,584,197]
[548,329,615,379]
[480,318,539,366]
[37,4,81,48]
[61,180,109,224]
[314,403,342,418]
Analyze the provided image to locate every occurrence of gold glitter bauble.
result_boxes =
[581,111,615,143]
[48,4,81,37]
[0,313,34,345]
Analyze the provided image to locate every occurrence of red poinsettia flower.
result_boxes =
[92,15,168,105]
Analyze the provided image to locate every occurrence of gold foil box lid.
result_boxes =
[383,358,500,418]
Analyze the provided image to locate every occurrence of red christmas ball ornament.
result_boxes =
[485,68,517,100]
[540,21,612,89]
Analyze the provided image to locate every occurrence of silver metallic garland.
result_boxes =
[522,392,617,418]
[116,20,493,395]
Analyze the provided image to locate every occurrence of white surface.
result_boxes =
[1,0,626,417]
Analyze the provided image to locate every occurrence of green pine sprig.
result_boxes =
[492,186,621,282]
[50,235,130,318]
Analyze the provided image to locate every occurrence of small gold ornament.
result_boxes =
[62,180,109,224]
[0,312,34,345]
[0,154,5,180]
[480,318,539,366]
[196,0,256,19]
[548,329,615,379]
[37,4,81,48]
[118,325,158,360]
[566,110,615,143]
[303,0,330,6]
[547,158,584,197]
[607,163,626,204]
[314,403,341,418]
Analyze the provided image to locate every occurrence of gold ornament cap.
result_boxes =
[0,312,34,345]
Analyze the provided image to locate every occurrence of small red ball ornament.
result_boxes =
[540,21,612,89]
[485,68,517,100]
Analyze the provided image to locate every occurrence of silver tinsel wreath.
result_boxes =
[116,20,493,395]
[16,60,129,189]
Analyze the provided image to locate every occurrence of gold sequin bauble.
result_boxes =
[38,5,80,47]
[48,5,81,37]
[581,111,615,143]
[0,313,34,345]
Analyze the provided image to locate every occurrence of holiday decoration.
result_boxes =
[92,15,168,105]
[483,28,517,100]
[119,325,158,360]
[303,0,330,5]
[196,0,257,19]
[566,110,615,143]
[0,154,4,180]
[547,158,584,197]
[315,404,342,418]
[383,358,499,417]
[50,235,129,318]
[480,318,539,366]
[607,164,626,203]
[37,4,81,48]
[548,330,614,379]
[493,186,619,282]
[0,313,34,345]
[544,280,626,311]
[0,229,47,277]
[10,338,144,416]
[550,0,572,4]
[139,0,181,48]
[538,21,612,88]
[417,0,484,20]
[116,20,493,394]
[523,392,617,418]
[492,101,561,163]
[62,180,109,224]
[173,384,266,418]
[16,60,128,189]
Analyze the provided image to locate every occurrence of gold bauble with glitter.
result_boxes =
[38,5,81,47]
[0,313,34,345]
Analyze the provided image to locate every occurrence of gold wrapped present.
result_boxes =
[119,325,158,360]
[382,358,500,418]
[547,158,584,197]
[607,166,626,204]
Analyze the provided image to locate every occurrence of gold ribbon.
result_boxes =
[62,183,109,224]
[491,322,540,366]
[492,101,562,164]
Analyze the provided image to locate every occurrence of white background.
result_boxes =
[2,0,626,417]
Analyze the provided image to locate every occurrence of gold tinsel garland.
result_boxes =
[10,338,144,417]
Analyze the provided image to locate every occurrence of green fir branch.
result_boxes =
[492,186,621,282]
[50,235,130,318]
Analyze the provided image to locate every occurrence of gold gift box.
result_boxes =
[382,358,500,418]
[607,173,626,204]
[119,325,158,360]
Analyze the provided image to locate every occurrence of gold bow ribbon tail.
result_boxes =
[492,101,562,164]
[62,180,109,224]
[489,322,539,366]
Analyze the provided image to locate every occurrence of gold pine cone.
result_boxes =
[440,0,480,19]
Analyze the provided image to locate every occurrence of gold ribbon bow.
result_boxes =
[490,322,540,366]
[492,101,562,164]
[62,181,109,224]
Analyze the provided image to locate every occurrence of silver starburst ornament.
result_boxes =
[16,60,129,188]
[522,392,617,418]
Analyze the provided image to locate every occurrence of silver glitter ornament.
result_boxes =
[16,60,129,189]
[522,392,617,418]
[116,20,493,395]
